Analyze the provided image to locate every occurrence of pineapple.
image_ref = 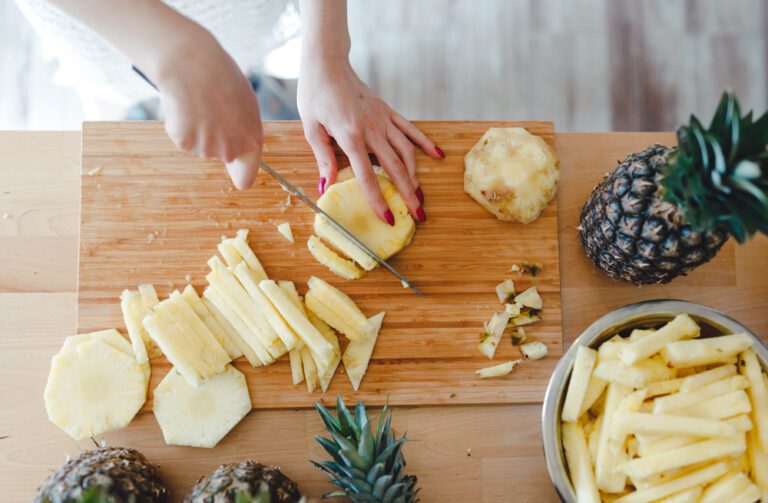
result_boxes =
[44,338,147,440]
[182,284,244,360]
[152,365,251,448]
[184,461,302,503]
[305,276,375,342]
[120,285,162,363]
[312,167,415,277]
[276,222,295,243]
[342,312,386,391]
[34,446,167,503]
[580,92,768,284]
[313,396,420,502]
[306,235,363,280]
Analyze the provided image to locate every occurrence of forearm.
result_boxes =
[299,0,351,64]
[44,0,210,85]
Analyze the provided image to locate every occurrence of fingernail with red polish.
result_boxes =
[415,186,424,205]
[318,177,326,196]
[435,146,445,159]
[384,209,395,226]
[416,207,427,223]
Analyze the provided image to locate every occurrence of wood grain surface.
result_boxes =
[78,121,562,410]
[2,130,766,502]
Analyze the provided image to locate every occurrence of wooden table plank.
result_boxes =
[2,130,766,502]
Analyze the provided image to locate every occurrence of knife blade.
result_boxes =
[256,160,424,296]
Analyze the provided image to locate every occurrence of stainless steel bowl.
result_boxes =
[541,299,768,502]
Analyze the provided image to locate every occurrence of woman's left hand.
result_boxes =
[298,59,444,225]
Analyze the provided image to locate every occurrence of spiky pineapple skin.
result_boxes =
[579,145,728,285]
[184,461,302,503]
[35,447,167,503]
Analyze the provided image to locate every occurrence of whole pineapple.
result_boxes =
[184,461,302,503]
[313,396,419,502]
[35,446,168,503]
[580,92,768,284]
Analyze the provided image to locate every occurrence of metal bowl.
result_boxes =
[541,299,768,502]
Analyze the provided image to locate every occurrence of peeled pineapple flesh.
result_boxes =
[120,285,162,363]
[153,365,251,448]
[313,168,415,274]
[307,235,363,280]
[305,276,374,342]
[464,127,559,224]
[342,312,386,391]
[45,339,147,440]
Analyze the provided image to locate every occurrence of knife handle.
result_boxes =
[225,150,262,190]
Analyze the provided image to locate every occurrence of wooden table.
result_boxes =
[1,130,766,502]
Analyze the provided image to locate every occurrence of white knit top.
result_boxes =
[15,0,297,104]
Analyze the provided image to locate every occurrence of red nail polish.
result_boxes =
[435,146,445,159]
[416,207,427,223]
[318,177,326,196]
[415,186,424,205]
[384,209,395,226]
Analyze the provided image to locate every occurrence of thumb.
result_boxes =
[304,122,338,196]
[226,149,261,190]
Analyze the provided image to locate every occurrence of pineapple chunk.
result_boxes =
[514,286,542,310]
[521,341,548,361]
[475,360,521,378]
[45,339,147,440]
[505,303,521,317]
[307,235,363,280]
[495,279,516,303]
[258,279,336,369]
[153,365,251,448]
[342,312,386,391]
[305,276,374,342]
[181,285,242,360]
[276,222,294,243]
[477,310,511,359]
[313,171,415,272]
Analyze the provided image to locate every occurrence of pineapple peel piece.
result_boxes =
[464,127,559,224]
[476,359,522,378]
[153,365,251,448]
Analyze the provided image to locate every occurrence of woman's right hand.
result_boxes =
[154,27,263,190]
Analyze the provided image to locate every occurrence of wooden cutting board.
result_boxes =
[78,121,562,409]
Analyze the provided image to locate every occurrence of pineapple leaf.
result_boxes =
[358,421,375,465]
[315,402,341,433]
[355,400,369,431]
[340,448,370,471]
[366,462,386,485]
[372,475,394,498]
[337,395,359,440]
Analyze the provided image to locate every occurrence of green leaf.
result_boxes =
[373,475,394,498]
[315,402,341,433]
[358,421,375,465]
[340,448,370,472]
[337,395,359,440]
[366,462,386,485]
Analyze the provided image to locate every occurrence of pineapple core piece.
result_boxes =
[45,338,147,440]
[464,127,559,224]
[153,365,251,448]
[313,168,415,274]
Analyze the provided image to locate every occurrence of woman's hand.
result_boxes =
[156,28,263,189]
[298,59,443,224]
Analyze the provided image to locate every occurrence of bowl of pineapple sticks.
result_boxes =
[541,300,768,503]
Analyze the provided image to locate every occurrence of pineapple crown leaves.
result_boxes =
[662,91,768,242]
[312,395,420,503]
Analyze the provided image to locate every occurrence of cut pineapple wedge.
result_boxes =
[258,279,336,369]
[45,339,147,440]
[313,170,415,272]
[120,285,162,363]
[342,312,386,391]
[305,276,374,342]
[153,365,251,448]
[307,235,363,280]
[181,285,242,360]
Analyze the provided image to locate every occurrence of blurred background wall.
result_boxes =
[1,0,766,131]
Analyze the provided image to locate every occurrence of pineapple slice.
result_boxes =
[305,276,374,342]
[120,285,162,363]
[45,339,147,440]
[232,262,298,350]
[514,286,542,310]
[477,310,511,359]
[153,365,251,448]
[475,360,521,378]
[307,235,363,280]
[181,285,242,360]
[258,279,336,369]
[60,329,150,384]
[342,312,386,391]
[313,170,415,272]
[276,222,294,243]
[300,347,320,393]
[203,286,273,366]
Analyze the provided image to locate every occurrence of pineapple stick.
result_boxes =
[594,382,632,492]
[201,295,262,366]
[301,346,320,393]
[232,229,268,279]
[275,281,311,387]
[120,290,151,364]
[168,291,232,369]
[181,285,242,359]
[206,257,281,353]
[143,312,203,387]
[343,312,386,391]
[233,262,298,350]
[305,276,375,341]
[618,314,700,365]
[203,286,273,365]
[308,310,341,392]
[289,349,304,385]
[218,239,244,270]
[740,349,768,451]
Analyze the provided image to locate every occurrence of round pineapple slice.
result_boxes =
[44,339,147,440]
[152,365,251,448]
[464,127,559,224]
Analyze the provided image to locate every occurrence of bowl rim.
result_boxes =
[541,299,768,502]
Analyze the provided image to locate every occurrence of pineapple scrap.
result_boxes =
[495,279,516,303]
[515,286,542,310]
[511,327,526,346]
[520,341,548,361]
[475,359,522,378]
[477,310,511,359]
[276,222,294,243]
